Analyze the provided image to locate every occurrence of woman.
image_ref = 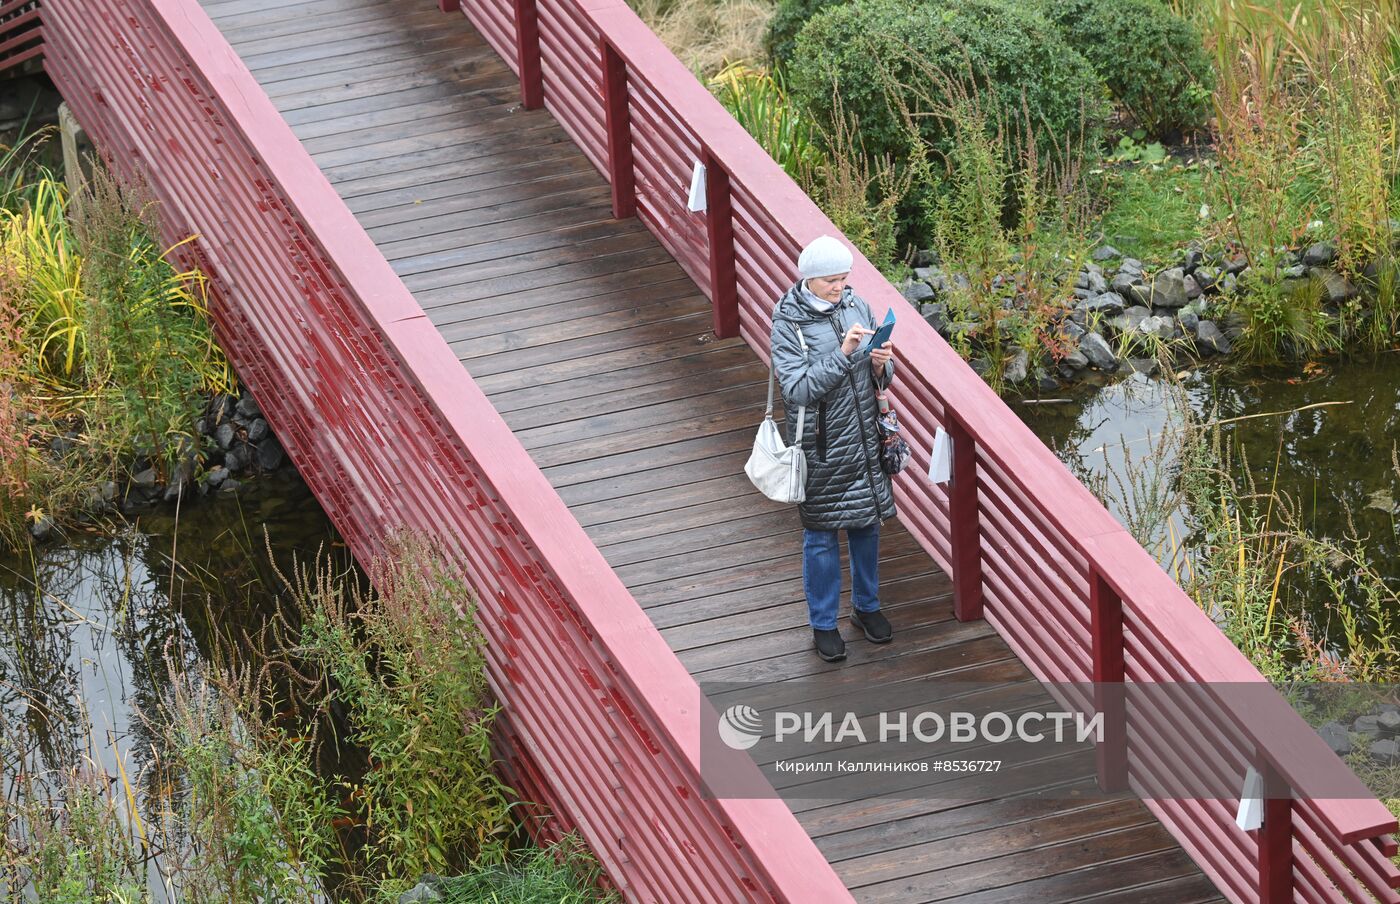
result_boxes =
[769,235,897,663]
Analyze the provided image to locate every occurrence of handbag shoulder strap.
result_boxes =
[767,323,808,441]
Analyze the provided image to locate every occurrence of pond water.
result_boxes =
[1016,353,1400,656]
[0,471,348,897]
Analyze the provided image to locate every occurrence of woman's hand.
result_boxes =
[870,341,894,370]
[841,324,873,357]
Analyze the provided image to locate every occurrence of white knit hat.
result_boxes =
[796,234,854,279]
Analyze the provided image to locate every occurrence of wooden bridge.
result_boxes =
[17,0,1400,900]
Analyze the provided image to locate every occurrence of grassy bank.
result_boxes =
[0,132,234,548]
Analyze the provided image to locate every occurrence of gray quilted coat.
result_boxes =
[770,282,897,531]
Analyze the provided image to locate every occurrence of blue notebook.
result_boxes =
[863,308,895,353]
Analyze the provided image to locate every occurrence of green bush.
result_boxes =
[1042,0,1214,137]
[763,0,845,71]
[787,0,1108,166]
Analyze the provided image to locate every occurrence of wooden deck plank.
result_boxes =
[201,0,1227,899]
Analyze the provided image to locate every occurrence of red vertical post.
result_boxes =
[946,414,983,621]
[1089,566,1127,792]
[1258,758,1293,904]
[512,0,543,110]
[599,39,636,219]
[701,147,738,339]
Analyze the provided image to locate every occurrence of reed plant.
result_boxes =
[911,71,1093,390]
[280,533,515,897]
[708,62,826,182]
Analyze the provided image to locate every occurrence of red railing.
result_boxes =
[461,1,1399,901]
[38,0,853,900]
[0,0,42,76]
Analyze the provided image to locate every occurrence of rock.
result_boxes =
[1079,332,1118,370]
[1120,257,1145,276]
[1035,373,1059,392]
[1183,274,1202,300]
[235,395,261,418]
[215,422,237,450]
[1147,267,1189,308]
[1178,310,1200,333]
[132,468,157,489]
[1302,241,1337,267]
[225,444,252,474]
[1378,710,1400,737]
[1003,348,1030,384]
[901,280,935,304]
[195,417,208,436]
[952,273,972,292]
[969,357,991,377]
[1281,264,1307,280]
[1223,254,1250,274]
[1181,247,1204,273]
[49,435,74,456]
[1353,714,1382,738]
[204,466,230,489]
[1126,357,1160,376]
[399,878,444,904]
[920,303,948,333]
[1063,346,1089,369]
[1219,272,1239,295]
[247,418,270,443]
[1318,721,1352,756]
[1062,320,1087,340]
[163,459,195,502]
[912,248,936,267]
[1195,320,1232,354]
[1312,268,1358,303]
[210,393,236,424]
[1193,266,1220,292]
[1092,244,1121,261]
[1073,286,1096,301]
[29,513,55,541]
[1076,292,1125,316]
[219,478,241,494]
[1075,269,1107,294]
[101,481,118,503]
[1138,315,1174,340]
[1370,738,1400,765]
[257,438,286,471]
[1109,306,1151,334]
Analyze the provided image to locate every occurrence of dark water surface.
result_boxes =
[0,470,346,895]
[1016,353,1400,654]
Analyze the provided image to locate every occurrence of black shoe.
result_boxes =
[813,628,846,662]
[851,608,893,643]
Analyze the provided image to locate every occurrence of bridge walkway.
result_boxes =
[193,0,1225,900]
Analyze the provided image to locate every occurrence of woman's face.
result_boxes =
[807,272,850,302]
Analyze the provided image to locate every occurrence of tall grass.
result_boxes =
[708,62,825,182]
[281,534,515,896]
[0,160,235,546]
[625,0,773,78]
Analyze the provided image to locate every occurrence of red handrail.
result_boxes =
[38,0,854,900]
[0,0,42,76]
[464,1,1399,901]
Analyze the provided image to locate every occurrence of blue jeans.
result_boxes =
[802,523,880,631]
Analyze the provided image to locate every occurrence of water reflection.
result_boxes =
[1018,355,1400,653]
[0,471,344,897]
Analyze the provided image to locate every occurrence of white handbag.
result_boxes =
[745,327,808,504]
